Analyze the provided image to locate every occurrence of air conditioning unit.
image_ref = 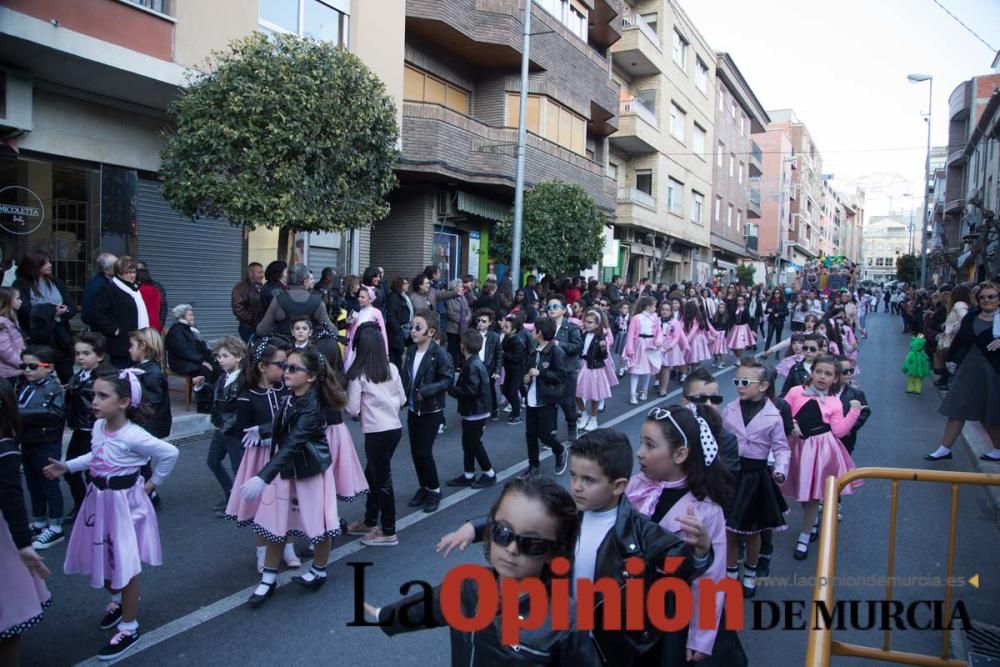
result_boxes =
[0,68,33,133]
[436,191,457,217]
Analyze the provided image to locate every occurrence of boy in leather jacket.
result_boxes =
[446,330,497,489]
[524,317,568,477]
[16,346,66,549]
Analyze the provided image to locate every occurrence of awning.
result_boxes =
[457,191,512,223]
[715,259,738,270]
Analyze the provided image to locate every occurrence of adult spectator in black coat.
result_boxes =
[86,256,149,369]
[256,264,333,338]
[164,303,217,380]
[231,262,265,342]
[472,279,504,325]
[81,252,116,327]
[260,260,288,313]
[13,251,77,381]
[384,276,413,368]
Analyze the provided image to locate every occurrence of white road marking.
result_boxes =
[75,364,737,665]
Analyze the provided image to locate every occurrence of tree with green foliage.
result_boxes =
[735,263,756,286]
[490,180,605,277]
[160,32,398,233]
[896,253,920,283]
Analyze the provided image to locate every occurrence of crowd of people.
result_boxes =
[2,247,999,665]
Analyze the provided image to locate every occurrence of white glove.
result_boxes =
[945,362,958,374]
[240,476,266,501]
[242,426,261,448]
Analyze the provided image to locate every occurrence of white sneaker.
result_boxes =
[583,417,598,431]
[629,394,638,405]
[639,390,648,401]
[577,413,589,428]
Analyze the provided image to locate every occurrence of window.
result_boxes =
[406,66,470,114]
[635,170,653,195]
[714,196,722,222]
[505,93,586,155]
[640,12,658,33]
[726,204,733,227]
[730,99,737,119]
[692,124,706,158]
[667,178,683,215]
[607,161,619,180]
[672,30,688,69]
[259,0,349,46]
[670,103,685,143]
[736,209,742,232]
[691,191,704,223]
[729,154,735,178]
[534,0,588,41]
[738,162,744,184]
[636,89,656,115]
[717,141,724,167]
[739,114,747,137]
[718,87,724,111]
[695,58,708,94]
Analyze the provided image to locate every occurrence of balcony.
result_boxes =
[609,98,658,154]
[749,141,763,176]
[610,14,662,77]
[948,79,971,121]
[748,187,761,218]
[617,187,656,210]
[399,101,615,213]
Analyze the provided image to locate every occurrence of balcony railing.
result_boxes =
[620,14,661,49]
[751,141,762,163]
[618,187,656,209]
[124,0,169,14]
[750,187,761,207]
[621,97,657,128]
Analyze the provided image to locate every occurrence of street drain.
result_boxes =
[968,620,1000,665]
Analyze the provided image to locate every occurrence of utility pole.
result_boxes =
[510,0,532,291]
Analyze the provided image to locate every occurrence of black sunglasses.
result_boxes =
[685,394,724,405]
[841,367,856,375]
[489,522,556,558]
[267,360,288,369]
[19,362,53,371]
[802,346,819,352]
[284,363,309,374]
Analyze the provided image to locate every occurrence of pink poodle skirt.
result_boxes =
[685,333,712,364]
[626,337,659,375]
[602,356,620,388]
[0,513,51,641]
[326,423,368,502]
[225,444,272,525]
[252,467,342,546]
[709,330,729,356]
[780,434,863,503]
[727,324,757,351]
[64,478,162,590]
[576,367,613,402]
[662,343,687,367]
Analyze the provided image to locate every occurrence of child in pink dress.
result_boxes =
[621,297,662,404]
[780,356,865,561]
[682,300,712,372]
[658,302,689,396]
[726,295,757,361]
[344,286,387,370]
[709,302,731,368]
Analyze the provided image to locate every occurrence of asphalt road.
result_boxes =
[17,311,1000,666]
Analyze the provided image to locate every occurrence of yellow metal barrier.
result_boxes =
[805,467,1000,667]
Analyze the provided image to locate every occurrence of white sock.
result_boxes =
[47,520,63,532]
[463,472,475,479]
[797,532,810,548]
[984,449,1000,460]
[256,546,266,562]
[630,374,639,395]
[929,445,951,458]
[598,400,605,410]
[117,619,139,634]
[299,564,327,582]
[111,592,123,604]
[282,543,297,560]
[31,519,45,529]
[483,469,495,477]
[254,568,277,596]
[427,487,440,494]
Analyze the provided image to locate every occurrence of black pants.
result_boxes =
[764,320,785,351]
[447,333,462,368]
[502,367,523,418]
[362,428,402,535]
[525,404,564,468]
[557,372,579,439]
[408,411,443,490]
[65,429,93,510]
[206,431,243,497]
[460,418,493,473]
[22,440,64,520]
[489,379,499,417]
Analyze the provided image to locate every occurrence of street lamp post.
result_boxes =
[509,0,532,292]
[907,73,933,289]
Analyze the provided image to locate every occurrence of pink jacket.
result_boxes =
[660,317,689,352]
[721,399,790,478]
[0,315,25,379]
[784,385,860,440]
[622,311,661,361]
[625,474,728,656]
[345,363,406,434]
[683,320,709,344]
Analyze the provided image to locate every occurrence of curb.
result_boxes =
[60,413,212,450]
[960,418,1000,521]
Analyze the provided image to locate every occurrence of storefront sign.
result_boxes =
[0,186,45,235]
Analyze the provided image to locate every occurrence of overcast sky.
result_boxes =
[677,0,1000,217]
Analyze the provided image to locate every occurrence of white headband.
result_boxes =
[648,406,719,467]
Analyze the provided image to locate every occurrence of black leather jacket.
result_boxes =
[401,341,454,415]
[553,319,583,371]
[378,573,602,666]
[469,498,711,664]
[66,367,105,431]
[780,361,812,397]
[481,330,503,376]
[448,356,492,417]
[257,389,331,482]
[203,371,242,431]
[15,375,65,444]
[525,341,566,405]
[136,360,172,438]
[582,333,609,370]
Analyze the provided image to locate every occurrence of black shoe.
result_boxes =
[508,416,523,425]
[99,602,123,630]
[554,450,568,475]
[756,554,771,578]
[924,451,953,461]
[150,489,161,508]
[742,581,757,599]
[248,581,276,608]
[979,453,1000,462]
[422,491,441,513]
[446,475,475,487]
[471,474,497,489]
[407,488,428,507]
[97,629,140,661]
[523,466,541,478]
[794,544,808,561]
[490,413,500,421]
[292,574,327,591]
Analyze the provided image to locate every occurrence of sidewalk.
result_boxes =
[954,406,1000,521]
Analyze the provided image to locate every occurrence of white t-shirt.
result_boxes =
[409,348,427,411]
[574,506,618,596]
[582,332,595,356]
[527,345,542,408]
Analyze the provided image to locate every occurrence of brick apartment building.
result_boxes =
[370,0,621,284]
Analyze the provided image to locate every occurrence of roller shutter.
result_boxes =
[136,179,244,341]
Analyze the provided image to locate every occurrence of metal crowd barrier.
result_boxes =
[805,467,1000,667]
